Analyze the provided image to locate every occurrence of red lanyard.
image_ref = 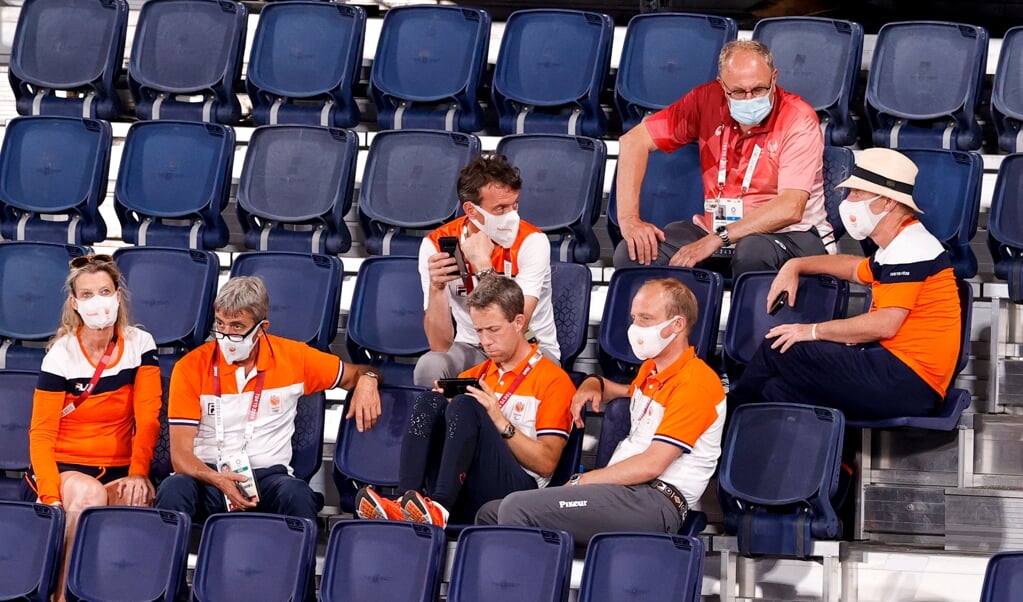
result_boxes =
[62,336,118,417]
[481,349,543,409]
[211,346,266,449]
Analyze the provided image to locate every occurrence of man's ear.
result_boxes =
[514,313,526,333]
[463,202,480,221]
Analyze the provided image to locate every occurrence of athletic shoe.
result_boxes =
[355,487,404,521]
[400,490,449,527]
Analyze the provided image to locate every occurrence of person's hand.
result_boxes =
[346,374,382,432]
[669,234,722,267]
[765,322,815,353]
[466,379,501,420]
[427,251,461,291]
[619,216,665,265]
[115,475,155,507]
[215,471,257,510]
[570,377,602,429]
[461,230,495,270]
[766,262,800,313]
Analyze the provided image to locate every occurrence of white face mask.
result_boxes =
[469,205,520,248]
[217,322,264,364]
[838,195,887,240]
[76,294,119,330]
[627,316,681,360]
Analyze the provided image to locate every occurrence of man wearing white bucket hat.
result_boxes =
[727,148,961,420]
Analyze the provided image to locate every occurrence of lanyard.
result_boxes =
[716,129,763,200]
[482,348,543,409]
[211,346,266,452]
[62,336,118,418]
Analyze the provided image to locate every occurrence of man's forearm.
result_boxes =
[423,290,455,351]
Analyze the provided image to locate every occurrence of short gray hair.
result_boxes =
[215,276,269,321]
[718,40,774,74]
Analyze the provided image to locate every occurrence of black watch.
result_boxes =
[500,423,516,439]
[715,225,732,247]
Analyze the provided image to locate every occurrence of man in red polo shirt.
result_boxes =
[613,40,831,276]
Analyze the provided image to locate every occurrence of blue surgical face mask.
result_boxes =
[728,94,773,126]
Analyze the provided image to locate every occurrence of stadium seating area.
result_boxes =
[2,0,1023,599]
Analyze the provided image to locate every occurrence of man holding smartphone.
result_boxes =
[415,154,560,388]
[356,276,574,527]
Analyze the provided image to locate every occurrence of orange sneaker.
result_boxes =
[355,487,404,521]
[400,490,449,528]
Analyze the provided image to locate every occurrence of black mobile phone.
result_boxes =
[437,377,480,397]
[769,291,789,316]
[438,236,469,278]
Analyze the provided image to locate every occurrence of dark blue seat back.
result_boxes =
[229,252,342,351]
[114,121,235,250]
[359,130,481,256]
[615,13,736,132]
[723,271,848,383]
[578,532,705,602]
[987,154,1023,288]
[237,125,359,254]
[718,403,845,557]
[345,256,427,385]
[0,116,111,245]
[10,0,128,120]
[753,17,863,146]
[128,0,248,123]
[320,520,445,602]
[449,526,574,602]
[821,146,854,248]
[0,501,64,602]
[981,551,1023,602]
[0,242,88,370]
[290,392,325,483]
[865,21,987,150]
[550,261,591,371]
[497,134,606,263]
[192,513,317,602]
[607,144,702,248]
[598,267,723,383]
[549,418,585,487]
[492,9,613,137]
[66,507,190,602]
[371,6,490,132]
[0,371,37,501]
[247,2,365,128]
[992,27,1023,152]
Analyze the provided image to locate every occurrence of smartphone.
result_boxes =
[438,377,480,397]
[769,291,790,316]
[438,236,469,278]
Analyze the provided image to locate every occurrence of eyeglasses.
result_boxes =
[720,82,773,100]
[69,254,114,269]
[211,320,265,343]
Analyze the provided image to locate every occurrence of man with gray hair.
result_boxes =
[613,39,830,277]
[156,276,382,524]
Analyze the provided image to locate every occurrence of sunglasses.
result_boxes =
[69,254,114,269]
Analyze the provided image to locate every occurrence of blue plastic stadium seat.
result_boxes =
[865,21,988,151]
[0,116,111,245]
[615,12,737,132]
[0,371,38,501]
[821,146,854,249]
[247,2,365,128]
[753,17,863,146]
[0,501,64,602]
[320,520,445,602]
[989,154,1023,300]
[128,0,248,124]
[114,121,235,250]
[496,134,606,264]
[723,271,848,383]
[0,242,88,371]
[65,507,190,602]
[992,27,1023,153]
[981,551,1023,602]
[718,403,846,558]
[598,267,723,383]
[371,6,490,132]
[578,532,705,602]
[448,526,574,602]
[9,0,128,120]
[358,130,481,256]
[192,513,317,602]
[549,261,591,372]
[236,125,359,254]
[492,9,613,137]
[345,257,427,385]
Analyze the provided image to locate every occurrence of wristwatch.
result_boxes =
[715,225,732,247]
[362,370,381,385]
[476,267,498,279]
[500,422,516,439]
[567,473,583,486]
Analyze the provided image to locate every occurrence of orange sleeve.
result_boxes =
[168,347,206,427]
[534,367,575,438]
[872,280,924,311]
[301,344,344,394]
[129,363,163,477]
[29,386,66,505]
[653,375,725,451]
[856,257,873,285]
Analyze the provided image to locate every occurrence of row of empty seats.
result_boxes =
[12,0,1023,152]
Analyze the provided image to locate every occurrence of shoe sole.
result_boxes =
[356,490,400,521]
[401,492,435,525]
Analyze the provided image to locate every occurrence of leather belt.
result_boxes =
[651,478,689,522]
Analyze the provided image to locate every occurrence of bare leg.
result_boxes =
[55,472,109,602]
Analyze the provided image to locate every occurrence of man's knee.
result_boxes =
[155,474,199,511]
[613,240,641,268]
[445,394,485,423]
[63,477,108,511]
[475,498,503,525]
[414,351,459,388]
[731,234,786,276]
[494,490,538,526]
[271,477,317,520]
